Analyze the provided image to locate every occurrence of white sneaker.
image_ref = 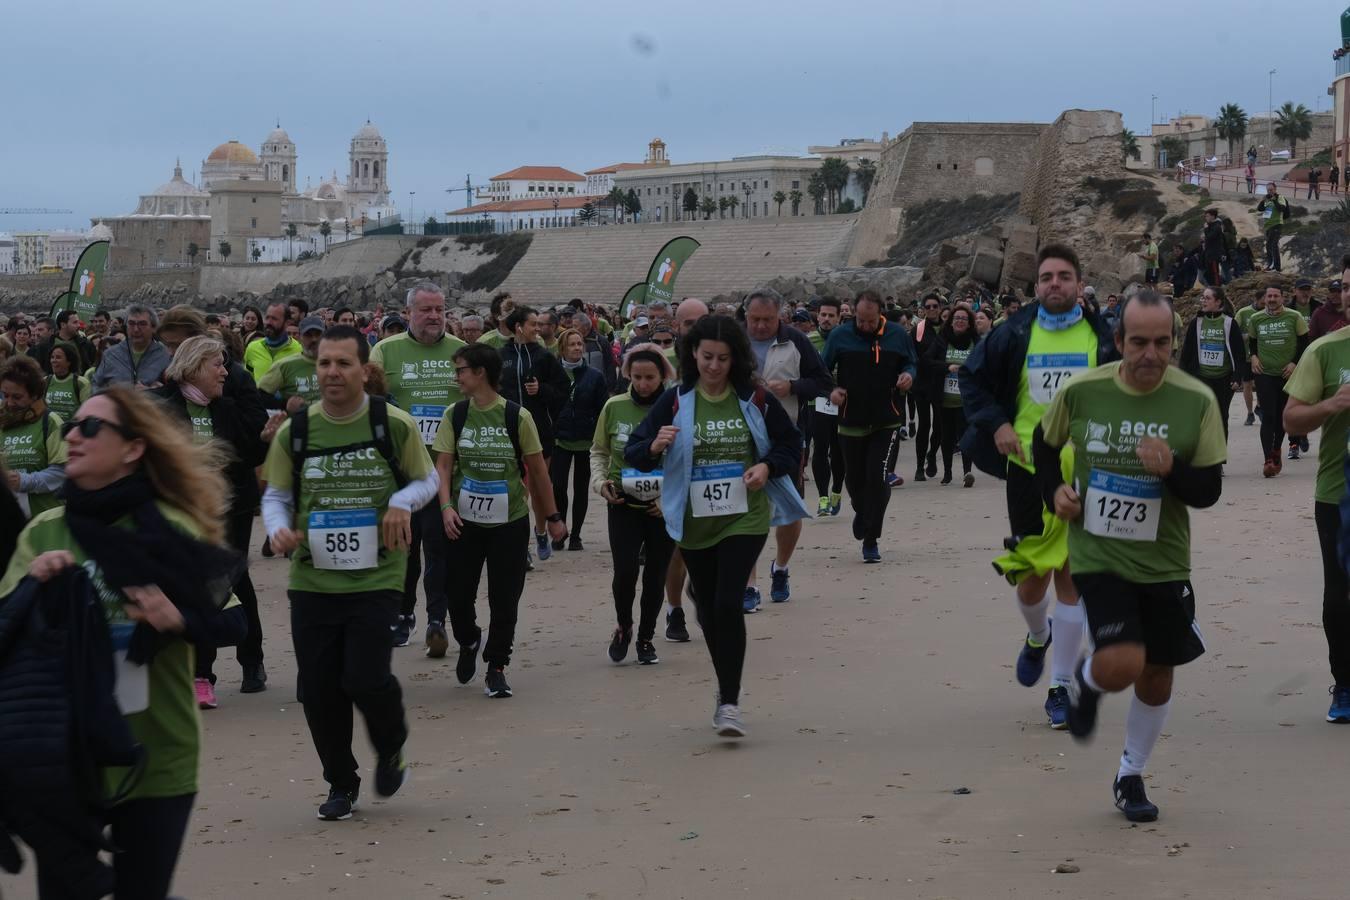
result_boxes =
[713,703,746,737]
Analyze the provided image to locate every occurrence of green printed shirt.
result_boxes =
[942,344,972,408]
[1040,363,1227,583]
[257,354,320,405]
[370,331,467,446]
[432,395,543,526]
[594,393,657,505]
[44,374,89,420]
[185,401,214,443]
[680,386,769,550]
[1249,308,1308,374]
[2,411,67,515]
[1195,315,1234,379]
[1285,328,1350,503]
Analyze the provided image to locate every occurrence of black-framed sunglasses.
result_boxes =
[61,416,138,441]
[924,304,940,311]
[653,338,675,347]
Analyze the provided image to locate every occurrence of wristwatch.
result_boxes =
[546,512,564,523]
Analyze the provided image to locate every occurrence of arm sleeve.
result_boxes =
[1164,458,1223,509]
[1285,346,1325,403]
[18,465,65,495]
[262,484,293,539]
[1031,424,1067,511]
[957,332,1010,433]
[1295,331,1310,364]
[388,468,439,513]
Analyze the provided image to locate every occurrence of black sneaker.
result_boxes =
[1113,774,1159,822]
[1300,436,1311,452]
[1243,411,1256,426]
[260,536,275,558]
[317,787,357,821]
[609,626,632,663]
[240,664,267,694]
[636,640,659,665]
[425,621,449,659]
[484,667,512,698]
[913,468,927,483]
[1067,660,1101,741]
[391,614,414,648]
[456,639,480,685]
[925,457,938,478]
[374,749,407,798]
[665,607,690,642]
[568,535,584,551]
[551,537,565,551]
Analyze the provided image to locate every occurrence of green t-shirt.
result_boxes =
[1040,363,1227,583]
[1235,304,1259,336]
[257,353,320,404]
[593,392,659,506]
[431,395,543,527]
[1196,315,1234,379]
[2,411,67,516]
[1143,241,1159,266]
[44,373,89,420]
[0,503,213,800]
[1249,308,1308,374]
[243,336,301,383]
[185,401,214,443]
[942,344,972,409]
[808,330,826,354]
[1010,319,1098,472]
[478,329,511,349]
[1285,328,1350,504]
[262,400,433,594]
[369,331,468,447]
[680,386,770,550]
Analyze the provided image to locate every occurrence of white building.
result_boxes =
[480,166,587,203]
[46,232,88,270]
[0,234,16,274]
[445,194,604,233]
[585,138,673,195]
[14,232,48,274]
[612,154,825,223]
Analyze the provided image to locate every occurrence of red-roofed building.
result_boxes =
[480,166,587,203]
[445,193,608,233]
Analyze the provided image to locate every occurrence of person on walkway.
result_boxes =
[551,327,609,551]
[92,305,171,390]
[1035,288,1225,824]
[927,303,977,486]
[1309,278,1347,340]
[1,356,67,519]
[1201,209,1226,287]
[959,244,1117,728]
[1139,233,1160,285]
[44,342,90,421]
[1179,286,1250,449]
[591,344,678,665]
[624,315,809,737]
[263,325,434,820]
[1308,167,1322,200]
[823,291,919,562]
[810,298,846,515]
[1248,285,1309,475]
[433,343,566,698]
[910,295,945,482]
[1256,183,1290,272]
[242,301,302,385]
[1331,164,1341,194]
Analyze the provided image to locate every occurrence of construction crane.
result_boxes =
[0,208,74,214]
[444,175,488,215]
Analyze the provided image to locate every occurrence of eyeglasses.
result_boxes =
[454,365,474,375]
[61,416,138,441]
[653,338,674,346]
[924,304,940,311]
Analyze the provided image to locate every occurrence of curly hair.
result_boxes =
[678,314,756,392]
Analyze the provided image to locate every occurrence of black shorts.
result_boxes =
[1073,572,1206,667]
[1005,462,1045,538]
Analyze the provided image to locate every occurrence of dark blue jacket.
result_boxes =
[821,318,919,432]
[554,362,610,444]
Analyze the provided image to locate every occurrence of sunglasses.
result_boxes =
[924,305,940,311]
[61,416,138,441]
[653,338,675,346]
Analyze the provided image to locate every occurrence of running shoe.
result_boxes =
[1015,626,1051,687]
[897,426,909,440]
[665,607,691,642]
[241,664,267,694]
[888,472,906,486]
[609,626,632,663]
[742,587,762,614]
[551,536,566,551]
[260,536,275,558]
[1300,436,1311,452]
[713,703,747,737]
[317,788,357,821]
[1327,685,1350,723]
[818,497,831,517]
[484,667,512,698]
[535,532,551,561]
[194,677,218,710]
[769,563,790,602]
[1262,457,1279,478]
[911,468,926,483]
[636,640,659,665]
[1067,660,1101,741]
[941,471,953,485]
[1288,444,1300,460]
[457,640,480,684]
[963,473,975,488]
[425,620,449,659]
[926,457,938,478]
[828,492,842,515]
[391,614,414,648]
[374,749,407,798]
[569,536,584,551]
[1244,411,1256,426]
[862,542,881,563]
[1045,685,1069,730]
[1113,775,1159,822]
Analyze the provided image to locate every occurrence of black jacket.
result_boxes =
[499,340,569,449]
[925,330,978,390]
[554,362,610,444]
[1202,219,1226,262]
[911,318,945,397]
[1179,313,1251,382]
[957,302,1118,479]
[821,319,920,432]
[581,332,617,391]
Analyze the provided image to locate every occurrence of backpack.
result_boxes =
[288,396,409,517]
[449,399,524,477]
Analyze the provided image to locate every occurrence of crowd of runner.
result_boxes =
[2,247,1349,896]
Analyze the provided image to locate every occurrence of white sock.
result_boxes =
[771,561,788,576]
[1081,654,1105,693]
[1050,600,1085,688]
[1018,594,1051,645]
[1118,696,1170,779]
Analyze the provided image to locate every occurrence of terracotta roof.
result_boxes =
[583,162,652,175]
[490,166,587,182]
[448,195,604,216]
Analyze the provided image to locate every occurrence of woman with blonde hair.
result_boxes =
[0,385,243,900]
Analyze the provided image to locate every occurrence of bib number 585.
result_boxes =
[325,531,362,554]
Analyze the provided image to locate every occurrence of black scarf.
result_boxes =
[62,472,242,662]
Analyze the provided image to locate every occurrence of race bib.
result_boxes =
[308,509,378,570]
[459,477,508,524]
[944,374,960,396]
[1027,353,1089,405]
[1083,470,1162,542]
[621,467,663,501]
[110,623,148,714]
[410,404,446,445]
[814,396,839,416]
[1199,342,1225,368]
[689,463,748,517]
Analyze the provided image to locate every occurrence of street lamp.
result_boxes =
[744,183,752,219]
[1268,69,1276,157]
[552,197,559,228]
[408,191,415,227]
[1151,94,1157,126]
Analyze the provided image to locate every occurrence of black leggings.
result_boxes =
[608,503,675,641]
[446,516,531,666]
[938,406,971,477]
[842,429,895,542]
[914,395,941,471]
[1253,373,1288,460]
[196,506,262,680]
[681,532,767,706]
[550,447,589,539]
[1200,374,1234,445]
[36,793,196,900]
[1315,502,1350,685]
[810,410,845,498]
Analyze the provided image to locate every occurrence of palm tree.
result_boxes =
[1157,135,1188,168]
[1274,101,1314,159]
[607,186,627,223]
[285,222,298,260]
[718,196,731,219]
[807,172,827,215]
[772,190,787,216]
[1214,104,1248,163]
[788,189,803,216]
[682,187,699,221]
[819,157,851,212]
[700,196,717,220]
[578,201,597,224]
[251,244,262,263]
[727,196,740,219]
[854,159,877,206]
[624,188,642,221]
[319,220,332,250]
[218,240,232,262]
[1120,129,1141,164]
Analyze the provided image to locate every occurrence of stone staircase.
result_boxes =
[491,216,858,304]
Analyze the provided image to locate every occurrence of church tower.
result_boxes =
[348,120,390,211]
[260,123,297,194]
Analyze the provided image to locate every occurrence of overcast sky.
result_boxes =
[0,0,1340,232]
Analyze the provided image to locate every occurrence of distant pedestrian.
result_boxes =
[1139,232,1160,285]
[1331,164,1341,194]
[1245,162,1256,194]
[1256,183,1290,272]
[1308,168,1322,200]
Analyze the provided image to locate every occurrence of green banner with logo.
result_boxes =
[621,282,647,318]
[50,240,109,322]
[642,236,700,307]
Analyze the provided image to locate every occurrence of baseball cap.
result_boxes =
[634,316,650,326]
[1296,278,1313,289]
[299,316,324,334]
[382,315,407,331]
[792,309,812,323]
[1083,286,1097,298]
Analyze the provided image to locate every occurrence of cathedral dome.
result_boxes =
[151,162,207,197]
[265,126,292,146]
[207,140,259,165]
[88,223,114,242]
[353,121,384,142]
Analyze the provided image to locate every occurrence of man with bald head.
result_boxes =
[674,298,708,341]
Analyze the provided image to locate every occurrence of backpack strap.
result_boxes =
[503,400,525,475]
[289,405,310,517]
[367,396,408,489]
[41,409,50,449]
